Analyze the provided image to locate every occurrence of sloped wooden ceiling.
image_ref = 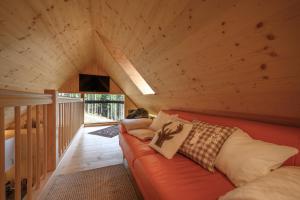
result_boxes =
[91,0,300,124]
[0,0,95,92]
[0,0,300,125]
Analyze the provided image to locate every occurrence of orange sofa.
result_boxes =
[119,110,300,200]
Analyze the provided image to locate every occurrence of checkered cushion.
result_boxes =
[179,120,237,172]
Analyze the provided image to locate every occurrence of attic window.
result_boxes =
[120,60,155,95]
[96,31,155,95]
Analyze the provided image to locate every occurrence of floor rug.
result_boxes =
[41,164,139,200]
[88,125,119,138]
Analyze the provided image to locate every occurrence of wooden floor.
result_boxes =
[36,126,123,199]
[57,126,123,175]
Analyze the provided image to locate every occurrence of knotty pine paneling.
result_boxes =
[59,64,122,94]
[0,0,94,93]
[0,0,299,126]
[92,0,300,126]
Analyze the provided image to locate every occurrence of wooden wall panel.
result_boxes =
[0,0,94,93]
[91,0,300,125]
[59,63,123,94]
[0,0,299,126]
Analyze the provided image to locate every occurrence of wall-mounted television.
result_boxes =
[79,74,110,92]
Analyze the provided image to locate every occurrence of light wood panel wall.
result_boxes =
[0,0,299,126]
[91,0,300,126]
[0,0,95,93]
[59,64,122,94]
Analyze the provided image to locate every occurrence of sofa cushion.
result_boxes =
[149,111,178,131]
[180,120,237,172]
[121,118,153,131]
[220,166,300,200]
[164,110,300,166]
[119,132,156,167]
[133,154,234,200]
[149,119,193,159]
[215,129,298,186]
[127,128,155,141]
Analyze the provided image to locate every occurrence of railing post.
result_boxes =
[15,106,21,200]
[42,105,47,177]
[36,105,41,188]
[27,105,33,200]
[44,90,57,171]
[0,107,5,200]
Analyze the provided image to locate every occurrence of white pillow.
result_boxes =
[149,111,178,131]
[149,118,193,159]
[219,166,300,200]
[215,129,298,187]
[127,129,155,141]
[121,118,153,131]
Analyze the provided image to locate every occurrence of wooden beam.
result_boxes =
[0,90,52,107]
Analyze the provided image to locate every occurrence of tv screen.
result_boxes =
[79,74,110,92]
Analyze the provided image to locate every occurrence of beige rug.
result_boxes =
[41,164,139,200]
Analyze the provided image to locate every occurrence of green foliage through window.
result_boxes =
[84,94,125,123]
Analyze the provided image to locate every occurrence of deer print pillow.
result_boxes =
[149,118,193,159]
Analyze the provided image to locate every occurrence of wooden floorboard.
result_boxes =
[57,126,123,175]
[37,126,124,199]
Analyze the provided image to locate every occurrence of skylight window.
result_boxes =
[118,56,155,95]
[96,31,155,95]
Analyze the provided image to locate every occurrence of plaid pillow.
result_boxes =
[179,120,237,172]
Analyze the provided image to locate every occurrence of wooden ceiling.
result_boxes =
[1,0,300,125]
[0,0,94,92]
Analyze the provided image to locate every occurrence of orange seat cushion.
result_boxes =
[133,154,234,200]
[119,131,156,167]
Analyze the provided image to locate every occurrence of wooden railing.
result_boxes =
[0,90,52,200]
[57,97,84,158]
[0,89,84,200]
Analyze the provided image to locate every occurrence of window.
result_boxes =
[58,93,81,98]
[84,94,125,123]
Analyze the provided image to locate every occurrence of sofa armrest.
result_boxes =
[121,118,153,132]
[119,123,127,134]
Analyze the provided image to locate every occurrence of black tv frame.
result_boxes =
[79,74,110,92]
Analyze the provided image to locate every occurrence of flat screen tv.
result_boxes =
[79,74,110,92]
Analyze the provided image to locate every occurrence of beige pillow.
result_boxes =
[127,129,155,141]
[180,120,237,172]
[219,166,300,200]
[215,129,299,187]
[149,111,178,131]
[149,119,193,159]
[121,118,153,131]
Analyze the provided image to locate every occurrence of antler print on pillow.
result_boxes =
[155,122,183,147]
